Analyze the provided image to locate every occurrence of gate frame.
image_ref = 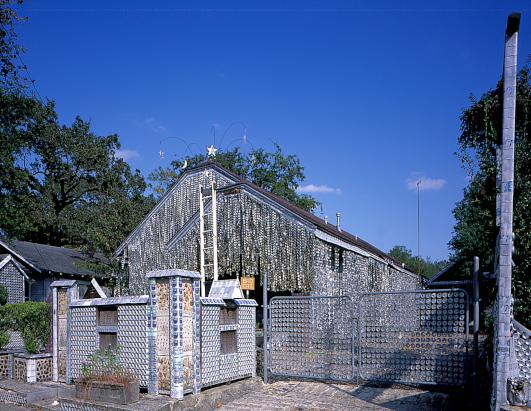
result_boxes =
[357,288,470,386]
[265,294,358,383]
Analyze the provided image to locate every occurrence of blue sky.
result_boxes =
[16,0,530,261]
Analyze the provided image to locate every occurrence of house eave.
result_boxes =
[0,240,42,274]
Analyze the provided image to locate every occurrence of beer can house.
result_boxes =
[114,162,421,310]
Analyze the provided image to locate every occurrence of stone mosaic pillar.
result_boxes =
[147,269,201,400]
[50,280,78,383]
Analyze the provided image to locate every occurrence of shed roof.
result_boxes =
[0,240,109,278]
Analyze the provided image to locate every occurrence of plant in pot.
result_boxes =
[7,302,52,382]
[76,347,139,404]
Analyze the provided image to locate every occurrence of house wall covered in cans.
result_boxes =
[115,163,421,298]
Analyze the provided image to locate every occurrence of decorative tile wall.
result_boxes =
[514,320,531,382]
[69,302,149,387]
[117,304,149,387]
[200,305,220,386]
[69,307,98,380]
[4,331,23,351]
[200,303,256,388]
[0,260,24,304]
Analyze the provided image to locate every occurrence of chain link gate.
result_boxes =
[358,289,469,386]
[267,296,356,382]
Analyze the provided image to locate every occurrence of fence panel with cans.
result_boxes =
[358,289,469,386]
[268,295,356,382]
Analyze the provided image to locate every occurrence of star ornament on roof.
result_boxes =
[207,145,218,157]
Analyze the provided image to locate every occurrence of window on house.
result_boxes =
[220,330,237,355]
[330,247,344,272]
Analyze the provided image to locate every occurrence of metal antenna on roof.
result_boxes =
[158,137,198,169]
[218,122,248,149]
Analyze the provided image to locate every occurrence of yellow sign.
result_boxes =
[240,276,255,291]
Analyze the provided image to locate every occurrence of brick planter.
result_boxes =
[13,353,52,383]
[75,380,140,405]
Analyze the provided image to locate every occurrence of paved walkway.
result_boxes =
[220,381,449,410]
[0,405,33,411]
[0,379,455,410]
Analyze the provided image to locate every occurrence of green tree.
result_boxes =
[449,64,531,326]
[0,285,7,305]
[0,92,155,255]
[149,144,319,212]
[0,0,27,91]
[388,245,447,279]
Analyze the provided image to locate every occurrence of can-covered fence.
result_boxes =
[51,273,258,401]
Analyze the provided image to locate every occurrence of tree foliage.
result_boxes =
[0,302,50,353]
[449,64,531,326]
[0,92,155,255]
[0,0,27,91]
[0,285,7,305]
[388,245,447,279]
[149,144,319,212]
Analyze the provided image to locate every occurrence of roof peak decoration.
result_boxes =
[207,145,218,158]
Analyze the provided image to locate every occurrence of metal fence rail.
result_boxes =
[358,289,469,386]
[268,295,356,382]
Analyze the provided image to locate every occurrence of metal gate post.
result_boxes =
[263,271,268,384]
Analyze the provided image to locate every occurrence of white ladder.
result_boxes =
[199,181,218,297]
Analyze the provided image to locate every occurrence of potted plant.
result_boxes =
[76,347,139,405]
[8,302,53,383]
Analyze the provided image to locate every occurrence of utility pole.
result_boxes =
[492,13,520,410]
[417,179,421,275]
